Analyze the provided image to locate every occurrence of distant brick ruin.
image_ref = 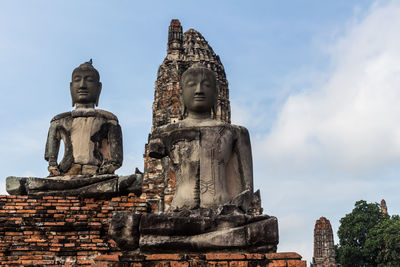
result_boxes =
[311,217,337,267]
[380,199,388,214]
[142,19,231,212]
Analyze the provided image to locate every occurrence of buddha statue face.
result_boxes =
[181,66,217,117]
[70,61,102,107]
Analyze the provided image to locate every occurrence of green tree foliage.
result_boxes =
[336,200,388,266]
[364,215,400,266]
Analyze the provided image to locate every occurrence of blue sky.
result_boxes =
[2,0,399,263]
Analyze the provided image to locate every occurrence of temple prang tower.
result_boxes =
[311,217,337,267]
[143,19,231,212]
[380,199,388,215]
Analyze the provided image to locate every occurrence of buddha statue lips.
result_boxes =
[77,89,89,95]
[193,95,205,101]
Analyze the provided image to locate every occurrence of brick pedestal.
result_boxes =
[0,194,307,266]
[0,194,147,266]
[93,252,306,267]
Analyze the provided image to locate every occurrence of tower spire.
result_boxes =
[311,217,337,267]
[381,199,388,215]
[167,19,183,59]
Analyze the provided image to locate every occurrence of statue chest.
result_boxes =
[69,117,106,164]
[168,126,234,165]
[165,126,236,209]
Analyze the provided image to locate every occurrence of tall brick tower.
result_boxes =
[142,19,231,212]
[311,217,337,267]
[380,199,388,214]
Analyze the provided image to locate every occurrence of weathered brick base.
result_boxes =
[0,195,307,266]
[0,194,147,266]
[93,252,307,266]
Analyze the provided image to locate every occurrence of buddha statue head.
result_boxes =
[180,64,218,119]
[70,59,102,108]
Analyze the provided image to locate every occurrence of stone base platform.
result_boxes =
[93,252,307,266]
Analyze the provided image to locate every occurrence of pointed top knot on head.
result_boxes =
[78,59,94,70]
[72,59,100,81]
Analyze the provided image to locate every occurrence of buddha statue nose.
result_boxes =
[79,79,86,88]
[195,83,202,93]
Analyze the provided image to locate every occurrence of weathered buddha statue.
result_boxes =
[6,60,142,197]
[45,60,122,176]
[110,64,278,253]
[148,64,253,211]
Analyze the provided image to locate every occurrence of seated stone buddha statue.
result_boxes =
[110,64,278,253]
[6,60,142,197]
[45,59,123,176]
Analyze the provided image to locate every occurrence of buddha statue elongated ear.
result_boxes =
[212,103,217,120]
[180,105,187,120]
[211,83,219,120]
[180,91,188,119]
[71,87,75,107]
[95,82,102,107]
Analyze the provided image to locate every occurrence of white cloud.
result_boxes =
[245,1,400,263]
[259,1,400,175]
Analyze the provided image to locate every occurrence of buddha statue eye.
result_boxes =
[203,81,211,87]
[186,81,196,87]
[73,76,82,82]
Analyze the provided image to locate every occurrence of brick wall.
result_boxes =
[93,252,307,267]
[0,194,147,266]
[0,195,307,266]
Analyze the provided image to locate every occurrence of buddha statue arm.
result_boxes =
[236,126,254,191]
[98,120,123,174]
[109,122,123,170]
[44,121,61,176]
[148,132,167,159]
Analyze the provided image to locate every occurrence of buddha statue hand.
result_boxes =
[98,161,118,175]
[48,165,61,177]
